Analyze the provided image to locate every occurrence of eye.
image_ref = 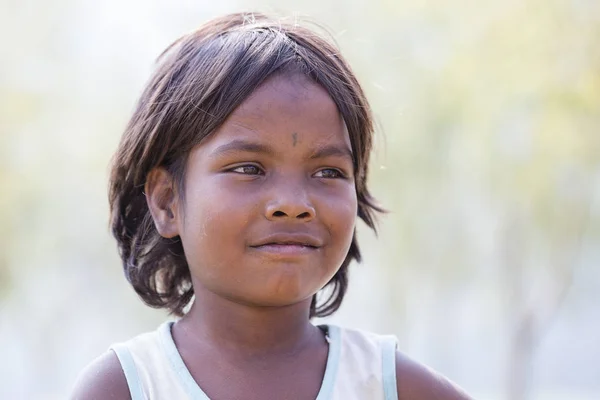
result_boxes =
[229,164,263,175]
[314,168,345,179]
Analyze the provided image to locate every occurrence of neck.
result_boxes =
[175,285,320,358]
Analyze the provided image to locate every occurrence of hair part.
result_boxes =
[109,12,384,317]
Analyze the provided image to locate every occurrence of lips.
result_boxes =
[251,232,322,248]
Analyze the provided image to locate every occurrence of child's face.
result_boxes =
[174,73,357,308]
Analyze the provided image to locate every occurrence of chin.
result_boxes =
[260,295,315,309]
[237,281,319,309]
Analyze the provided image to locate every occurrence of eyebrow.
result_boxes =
[309,145,354,162]
[210,139,276,158]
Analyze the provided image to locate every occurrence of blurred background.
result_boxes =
[1,0,599,399]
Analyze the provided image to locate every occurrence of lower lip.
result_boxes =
[251,244,318,256]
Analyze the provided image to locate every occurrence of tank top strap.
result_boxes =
[315,324,342,400]
[111,343,146,400]
[380,335,399,400]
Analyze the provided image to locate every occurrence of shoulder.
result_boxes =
[69,350,131,400]
[395,351,472,400]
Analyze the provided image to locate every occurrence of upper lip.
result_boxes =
[251,232,322,248]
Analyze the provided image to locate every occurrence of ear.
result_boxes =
[145,167,180,238]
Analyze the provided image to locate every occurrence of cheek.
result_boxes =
[323,189,358,245]
[340,202,358,243]
[179,183,255,260]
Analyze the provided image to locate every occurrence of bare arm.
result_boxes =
[69,350,132,400]
[396,352,472,400]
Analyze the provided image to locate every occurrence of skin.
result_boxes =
[70,74,472,400]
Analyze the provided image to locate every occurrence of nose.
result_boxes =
[264,179,316,222]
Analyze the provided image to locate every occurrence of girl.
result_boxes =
[71,12,471,400]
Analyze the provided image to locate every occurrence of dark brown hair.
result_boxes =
[109,12,383,317]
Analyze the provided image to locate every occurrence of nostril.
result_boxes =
[296,212,311,219]
[273,211,286,217]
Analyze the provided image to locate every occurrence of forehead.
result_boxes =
[204,73,352,152]
[235,73,339,119]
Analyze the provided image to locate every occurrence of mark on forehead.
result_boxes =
[292,132,298,147]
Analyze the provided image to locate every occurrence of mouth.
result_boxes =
[250,243,319,257]
[250,234,322,257]
[253,241,318,248]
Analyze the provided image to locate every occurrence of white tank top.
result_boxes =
[111,321,398,400]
